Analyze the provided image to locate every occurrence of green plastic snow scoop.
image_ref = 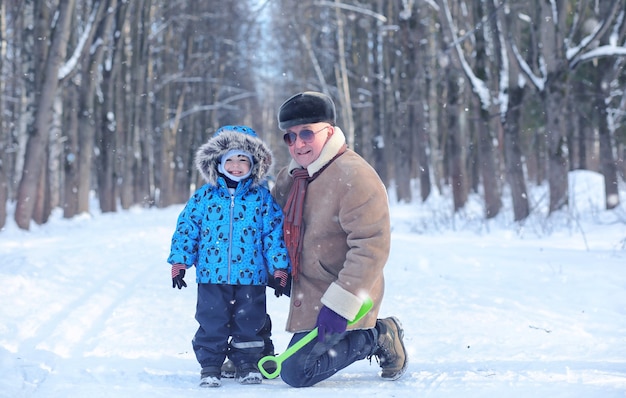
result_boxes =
[257,296,374,379]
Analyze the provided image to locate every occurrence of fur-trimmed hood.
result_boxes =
[195,125,272,186]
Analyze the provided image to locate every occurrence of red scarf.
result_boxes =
[282,146,347,280]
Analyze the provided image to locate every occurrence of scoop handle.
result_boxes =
[258,297,374,379]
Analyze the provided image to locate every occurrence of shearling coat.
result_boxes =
[168,126,291,285]
[272,127,390,333]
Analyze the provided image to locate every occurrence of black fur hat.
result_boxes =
[277,91,336,131]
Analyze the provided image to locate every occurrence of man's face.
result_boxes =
[283,122,333,168]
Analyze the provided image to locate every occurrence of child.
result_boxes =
[167,125,290,388]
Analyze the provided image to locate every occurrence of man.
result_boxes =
[271,91,408,387]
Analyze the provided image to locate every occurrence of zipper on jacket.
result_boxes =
[227,193,235,284]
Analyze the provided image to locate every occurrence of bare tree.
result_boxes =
[3,0,626,233]
[414,2,433,202]
[61,0,115,217]
[437,0,501,217]
[15,0,76,229]
[512,0,624,214]
[0,0,7,228]
[446,71,469,211]
[115,0,152,209]
[96,0,130,213]
[387,0,416,203]
[587,2,625,210]
[496,0,530,221]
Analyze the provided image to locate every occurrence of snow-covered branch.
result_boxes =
[441,0,491,110]
[495,0,509,120]
[567,0,624,68]
[511,43,545,92]
[161,92,256,129]
[572,45,626,66]
[313,1,387,23]
[58,4,100,80]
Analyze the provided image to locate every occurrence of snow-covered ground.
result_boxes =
[1,170,625,397]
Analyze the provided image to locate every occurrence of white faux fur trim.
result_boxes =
[321,282,363,322]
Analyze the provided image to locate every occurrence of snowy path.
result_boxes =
[1,195,626,397]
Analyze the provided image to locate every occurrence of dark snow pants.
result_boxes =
[280,327,378,387]
[192,284,266,368]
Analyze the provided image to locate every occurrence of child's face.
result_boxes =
[223,154,251,177]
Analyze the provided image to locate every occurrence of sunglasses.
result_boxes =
[283,125,330,146]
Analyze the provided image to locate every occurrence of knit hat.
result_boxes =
[277,91,336,131]
[218,149,253,182]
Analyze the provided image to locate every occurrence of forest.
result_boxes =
[0,0,625,231]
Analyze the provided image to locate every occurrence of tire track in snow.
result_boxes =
[2,216,175,395]
[15,223,169,360]
[78,233,176,359]
[416,371,448,396]
[37,226,171,359]
[17,254,135,358]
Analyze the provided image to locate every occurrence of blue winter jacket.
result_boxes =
[167,125,291,285]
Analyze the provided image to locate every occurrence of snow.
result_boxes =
[1,170,625,397]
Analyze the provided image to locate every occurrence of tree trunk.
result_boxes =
[447,74,467,211]
[76,90,96,214]
[595,66,620,210]
[159,89,186,208]
[544,80,569,213]
[0,0,7,229]
[538,0,569,214]
[430,57,445,195]
[97,70,117,213]
[32,155,49,225]
[577,107,588,170]
[495,0,529,221]
[133,0,154,207]
[97,0,128,213]
[392,123,413,202]
[138,43,155,207]
[333,0,354,149]
[597,112,619,210]
[477,114,502,218]
[119,0,149,209]
[593,0,622,210]
[371,2,388,187]
[391,11,416,203]
[417,124,432,202]
[172,120,195,204]
[473,0,500,218]
[0,145,6,229]
[15,0,76,229]
[503,86,530,221]
[0,159,6,229]
[63,83,80,218]
[156,7,179,209]
[74,0,113,214]
[416,2,431,202]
